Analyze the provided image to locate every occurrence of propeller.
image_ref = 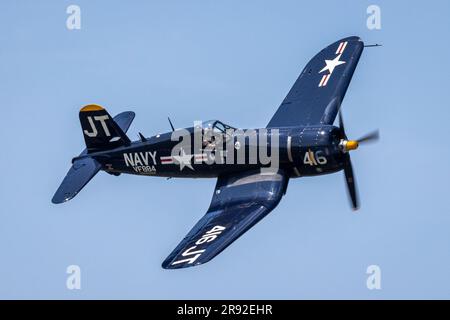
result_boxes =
[356,130,379,144]
[338,110,379,211]
[343,153,358,210]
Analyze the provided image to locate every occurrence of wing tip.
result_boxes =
[342,35,362,41]
[336,36,364,47]
[51,191,75,204]
[161,261,194,270]
[51,197,63,204]
[161,257,206,270]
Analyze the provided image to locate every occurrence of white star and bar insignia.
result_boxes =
[173,149,194,171]
[318,41,347,87]
[160,149,194,171]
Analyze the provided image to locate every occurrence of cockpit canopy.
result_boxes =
[196,120,236,133]
[195,120,236,146]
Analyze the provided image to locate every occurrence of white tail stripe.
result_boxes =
[340,41,348,53]
[319,74,327,87]
[318,74,330,87]
[336,41,348,54]
[336,42,344,54]
[322,74,331,86]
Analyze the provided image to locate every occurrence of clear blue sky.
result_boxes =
[1,0,449,299]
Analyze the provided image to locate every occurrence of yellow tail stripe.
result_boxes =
[80,104,105,112]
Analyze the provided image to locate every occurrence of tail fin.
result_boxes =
[52,108,135,204]
[79,104,131,152]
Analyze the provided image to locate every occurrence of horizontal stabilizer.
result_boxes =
[112,111,135,133]
[52,157,101,204]
[52,109,135,204]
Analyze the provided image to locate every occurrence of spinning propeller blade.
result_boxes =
[343,153,359,210]
[338,110,379,211]
[357,130,379,144]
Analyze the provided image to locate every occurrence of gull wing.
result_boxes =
[162,169,288,269]
[267,36,364,127]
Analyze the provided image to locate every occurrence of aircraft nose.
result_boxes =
[345,140,359,151]
[339,139,359,152]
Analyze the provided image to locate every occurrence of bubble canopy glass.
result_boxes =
[197,120,236,133]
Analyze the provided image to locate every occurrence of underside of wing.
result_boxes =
[267,36,364,127]
[162,169,288,269]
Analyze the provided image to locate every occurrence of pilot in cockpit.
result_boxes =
[201,120,235,149]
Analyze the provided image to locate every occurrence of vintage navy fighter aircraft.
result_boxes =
[53,36,378,269]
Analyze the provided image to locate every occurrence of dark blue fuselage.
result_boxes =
[74,125,346,179]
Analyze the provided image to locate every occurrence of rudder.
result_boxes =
[79,104,131,152]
